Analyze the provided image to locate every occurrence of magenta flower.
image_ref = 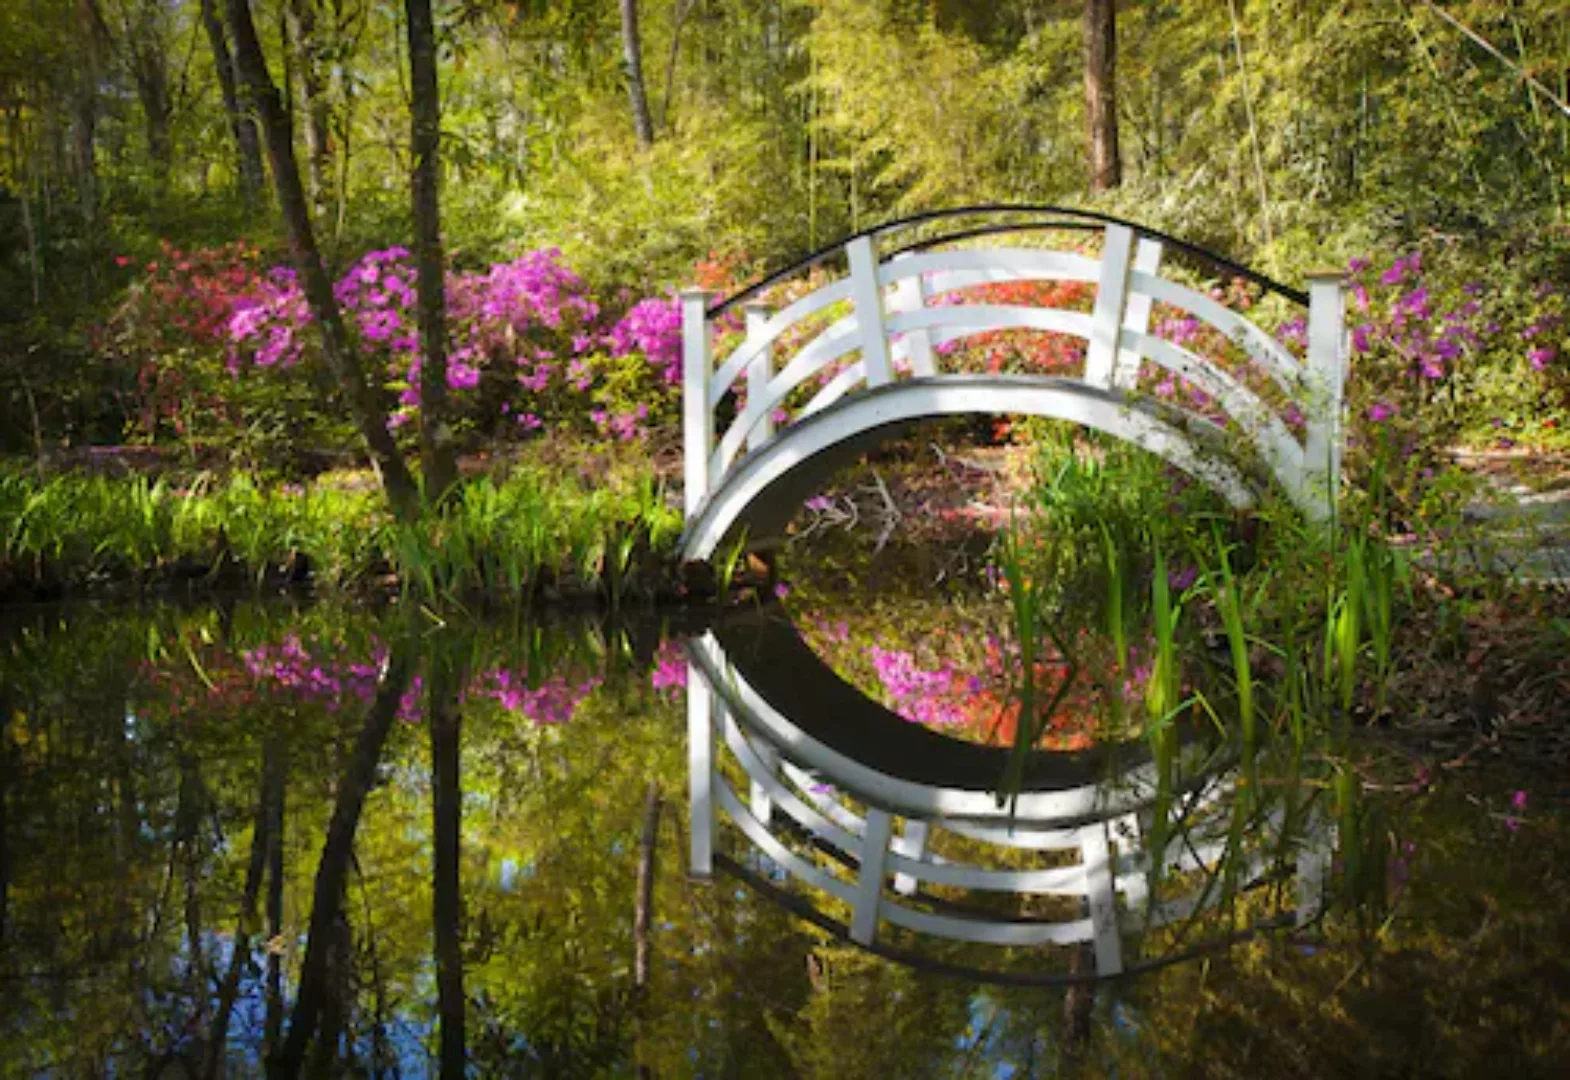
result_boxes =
[446,362,480,391]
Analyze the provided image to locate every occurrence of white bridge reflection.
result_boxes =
[685,606,1335,984]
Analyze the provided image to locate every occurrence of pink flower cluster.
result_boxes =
[471,668,603,725]
[607,297,683,386]
[869,645,971,727]
[650,640,688,698]
[219,246,682,438]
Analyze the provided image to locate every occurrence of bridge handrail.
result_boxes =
[709,205,1311,318]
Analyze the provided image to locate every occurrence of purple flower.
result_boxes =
[1368,402,1396,423]
[1529,348,1556,371]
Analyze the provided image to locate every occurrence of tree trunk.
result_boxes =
[264,745,287,1057]
[406,0,457,503]
[125,5,174,192]
[429,649,466,1077]
[632,780,661,1077]
[198,0,265,201]
[74,0,103,220]
[1061,945,1096,1065]
[620,0,656,146]
[633,780,661,991]
[270,637,417,1075]
[0,691,10,947]
[1082,0,1121,192]
[226,0,419,521]
[287,0,331,220]
[204,735,284,1079]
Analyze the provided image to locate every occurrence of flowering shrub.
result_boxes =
[1344,248,1567,476]
[932,278,1094,377]
[110,243,694,463]
[106,241,327,452]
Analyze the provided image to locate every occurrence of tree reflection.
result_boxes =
[0,602,1565,1077]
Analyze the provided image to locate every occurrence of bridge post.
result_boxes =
[1294,807,1334,927]
[1112,237,1164,389]
[1304,270,1348,508]
[744,301,775,447]
[1080,822,1124,975]
[1084,224,1137,389]
[845,236,894,387]
[891,818,929,896]
[850,807,894,945]
[687,662,715,879]
[681,287,716,518]
[889,253,935,377]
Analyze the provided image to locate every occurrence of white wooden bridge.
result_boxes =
[679,207,1348,560]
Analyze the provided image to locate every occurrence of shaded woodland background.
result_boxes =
[2,0,1565,459]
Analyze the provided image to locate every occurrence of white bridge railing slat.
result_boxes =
[877,247,1102,288]
[1121,330,1310,500]
[710,314,860,483]
[723,712,865,855]
[882,902,1096,948]
[799,358,870,420]
[884,851,1090,896]
[889,254,935,377]
[850,807,894,945]
[687,663,714,878]
[887,304,1095,341]
[891,819,928,896]
[707,279,853,401]
[1127,271,1306,394]
[715,780,855,902]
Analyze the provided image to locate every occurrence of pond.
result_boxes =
[1,555,1562,1077]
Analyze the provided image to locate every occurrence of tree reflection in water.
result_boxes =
[0,601,1565,1077]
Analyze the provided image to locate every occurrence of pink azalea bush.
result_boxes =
[111,243,690,463]
[1342,246,1567,489]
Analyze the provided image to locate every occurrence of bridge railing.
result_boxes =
[681,210,1346,523]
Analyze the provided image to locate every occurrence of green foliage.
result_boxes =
[0,458,682,602]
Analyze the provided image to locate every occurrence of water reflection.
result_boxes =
[687,601,1333,984]
[0,601,1561,1076]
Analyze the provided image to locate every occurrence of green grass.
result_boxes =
[0,463,684,605]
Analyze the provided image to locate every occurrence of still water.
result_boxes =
[0,590,1563,1077]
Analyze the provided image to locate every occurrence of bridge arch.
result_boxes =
[679,207,1348,561]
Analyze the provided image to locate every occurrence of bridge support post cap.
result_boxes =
[1305,268,1346,284]
[742,298,771,314]
[679,285,715,300]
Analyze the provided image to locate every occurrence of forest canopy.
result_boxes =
[1,0,1566,463]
